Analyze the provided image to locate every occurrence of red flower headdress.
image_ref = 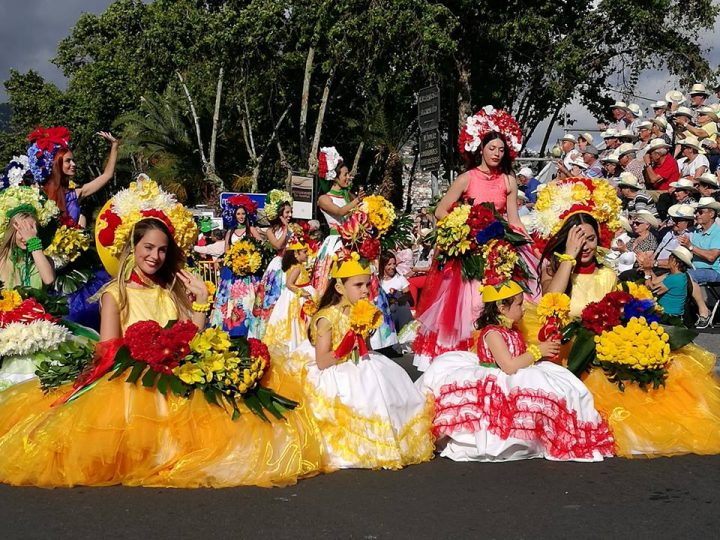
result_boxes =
[318,147,343,180]
[226,194,258,215]
[458,106,523,161]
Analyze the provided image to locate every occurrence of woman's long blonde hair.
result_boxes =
[0,212,33,284]
[112,218,191,320]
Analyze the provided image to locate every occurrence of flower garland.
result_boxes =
[1,155,30,189]
[458,106,523,160]
[96,176,197,258]
[224,239,263,276]
[108,323,295,421]
[263,189,293,221]
[532,177,622,249]
[0,185,59,234]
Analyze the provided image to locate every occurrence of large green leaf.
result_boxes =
[567,327,597,376]
[663,325,698,351]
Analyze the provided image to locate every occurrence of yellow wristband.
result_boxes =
[527,344,542,363]
[191,301,211,313]
[554,252,577,267]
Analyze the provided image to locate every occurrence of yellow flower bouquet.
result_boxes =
[224,239,263,277]
[334,299,383,362]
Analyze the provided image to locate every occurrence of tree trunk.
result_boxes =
[251,163,261,193]
[405,144,419,213]
[456,55,473,130]
[540,105,562,156]
[350,141,364,177]
[378,150,404,208]
[176,71,208,168]
[299,47,314,162]
[209,67,224,172]
[308,65,336,174]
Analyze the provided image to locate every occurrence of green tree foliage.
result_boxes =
[0,0,717,206]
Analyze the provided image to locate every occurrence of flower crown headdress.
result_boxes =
[26,126,71,184]
[264,189,293,221]
[330,251,371,279]
[531,177,622,249]
[95,175,197,276]
[0,185,59,236]
[287,237,307,251]
[318,147,343,181]
[458,106,522,161]
[1,155,30,190]
[222,194,258,228]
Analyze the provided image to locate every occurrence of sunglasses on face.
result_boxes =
[695,209,710,214]
[631,221,646,226]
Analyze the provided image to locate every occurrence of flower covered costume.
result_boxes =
[0,283,325,487]
[523,267,720,458]
[287,303,434,469]
[413,169,539,371]
[416,325,614,462]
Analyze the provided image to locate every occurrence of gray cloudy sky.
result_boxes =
[2,1,719,150]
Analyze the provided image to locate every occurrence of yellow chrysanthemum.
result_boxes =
[594,317,671,371]
[0,290,22,312]
[360,195,396,234]
[537,292,571,326]
[225,240,262,276]
[350,298,383,337]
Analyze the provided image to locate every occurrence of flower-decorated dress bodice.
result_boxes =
[102,282,178,334]
[568,267,617,318]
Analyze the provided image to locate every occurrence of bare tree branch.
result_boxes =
[176,71,208,167]
[209,67,224,170]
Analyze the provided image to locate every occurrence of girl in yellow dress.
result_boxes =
[289,253,434,469]
[0,185,324,487]
[263,238,315,358]
[535,210,720,457]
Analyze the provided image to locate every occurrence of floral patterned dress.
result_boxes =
[210,231,258,337]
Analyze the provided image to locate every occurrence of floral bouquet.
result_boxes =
[360,195,396,235]
[554,282,697,390]
[334,211,382,262]
[224,239,264,277]
[0,289,95,392]
[45,222,91,269]
[434,201,529,282]
[335,194,411,256]
[536,292,572,362]
[333,299,383,363]
[108,323,296,421]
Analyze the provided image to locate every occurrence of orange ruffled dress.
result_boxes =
[521,267,720,458]
[0,283,325,488]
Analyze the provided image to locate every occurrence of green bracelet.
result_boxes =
[25,237,42,252]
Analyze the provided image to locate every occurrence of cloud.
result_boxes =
[0,0,114,99]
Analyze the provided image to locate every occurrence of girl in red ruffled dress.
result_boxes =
[416,281,614,462]
[413,107,540,371]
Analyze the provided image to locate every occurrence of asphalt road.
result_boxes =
[1,332,719,540]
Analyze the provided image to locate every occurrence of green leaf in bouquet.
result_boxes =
[163,320,178,329]
[243,392,270,422]
[126,362,146,384]
[168,376,187,396]
[561,320,581,343]
[60,320,100,342]
[256,387,285,420]
[203,386,220,406]
[257,386,298,411]
[567,327,597,376]
[141,368,159,388]
[230,337,250,357]
[662,325,698,350]
[156,375,169,396]
[109,347,134,380]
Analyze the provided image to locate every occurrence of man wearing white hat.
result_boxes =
[617,143,645,186]
[678,196,720,327]
[581,145,603,178]
[651,117,673,144]
[599,129,621,159]
[618,171,657,216]
[686,106,720,172]
[670,106,694,141]
[689,83,710,116]
[625,103,644,134]
[642,138,680,192]
[517,166,540,205]
[634,120,654,157]
[697,172,720,201]
[677,136,709,179]
[609,101,629,131]
[652,101,668,118]
[668,178,700,205]
[555,133,580,177]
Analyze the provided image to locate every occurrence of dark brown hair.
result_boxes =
[475,295,518,329]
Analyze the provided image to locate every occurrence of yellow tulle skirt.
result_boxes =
[0,367,326,488]
[520,305,720,458]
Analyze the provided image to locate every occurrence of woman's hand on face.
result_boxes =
[564,225,586,258]
[177,269,209,303]
[14,216,37,242]
[97,131,119,146]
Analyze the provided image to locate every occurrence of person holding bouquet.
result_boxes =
[413,106,539,371]
[535,202,720,457]
[417,281,614,462]
[262,238,316,357]
[0,179,324,487]
[288,252,434,470]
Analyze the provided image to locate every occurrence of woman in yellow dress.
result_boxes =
[535,211,720,457]
[0,183,324,487]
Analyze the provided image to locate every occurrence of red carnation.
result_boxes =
[227,194,258,215]
[124,320,196,374]
[318,152,328,179]
[580,297,625,334]
[98,209,122,247]
[27,126,71,153]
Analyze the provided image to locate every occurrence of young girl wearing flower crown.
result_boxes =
[289,252,434,470]
[263,238,316,357]
[0,183,324,487]
[417,281,614,462]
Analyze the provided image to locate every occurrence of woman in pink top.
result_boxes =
[413,115,540,371]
